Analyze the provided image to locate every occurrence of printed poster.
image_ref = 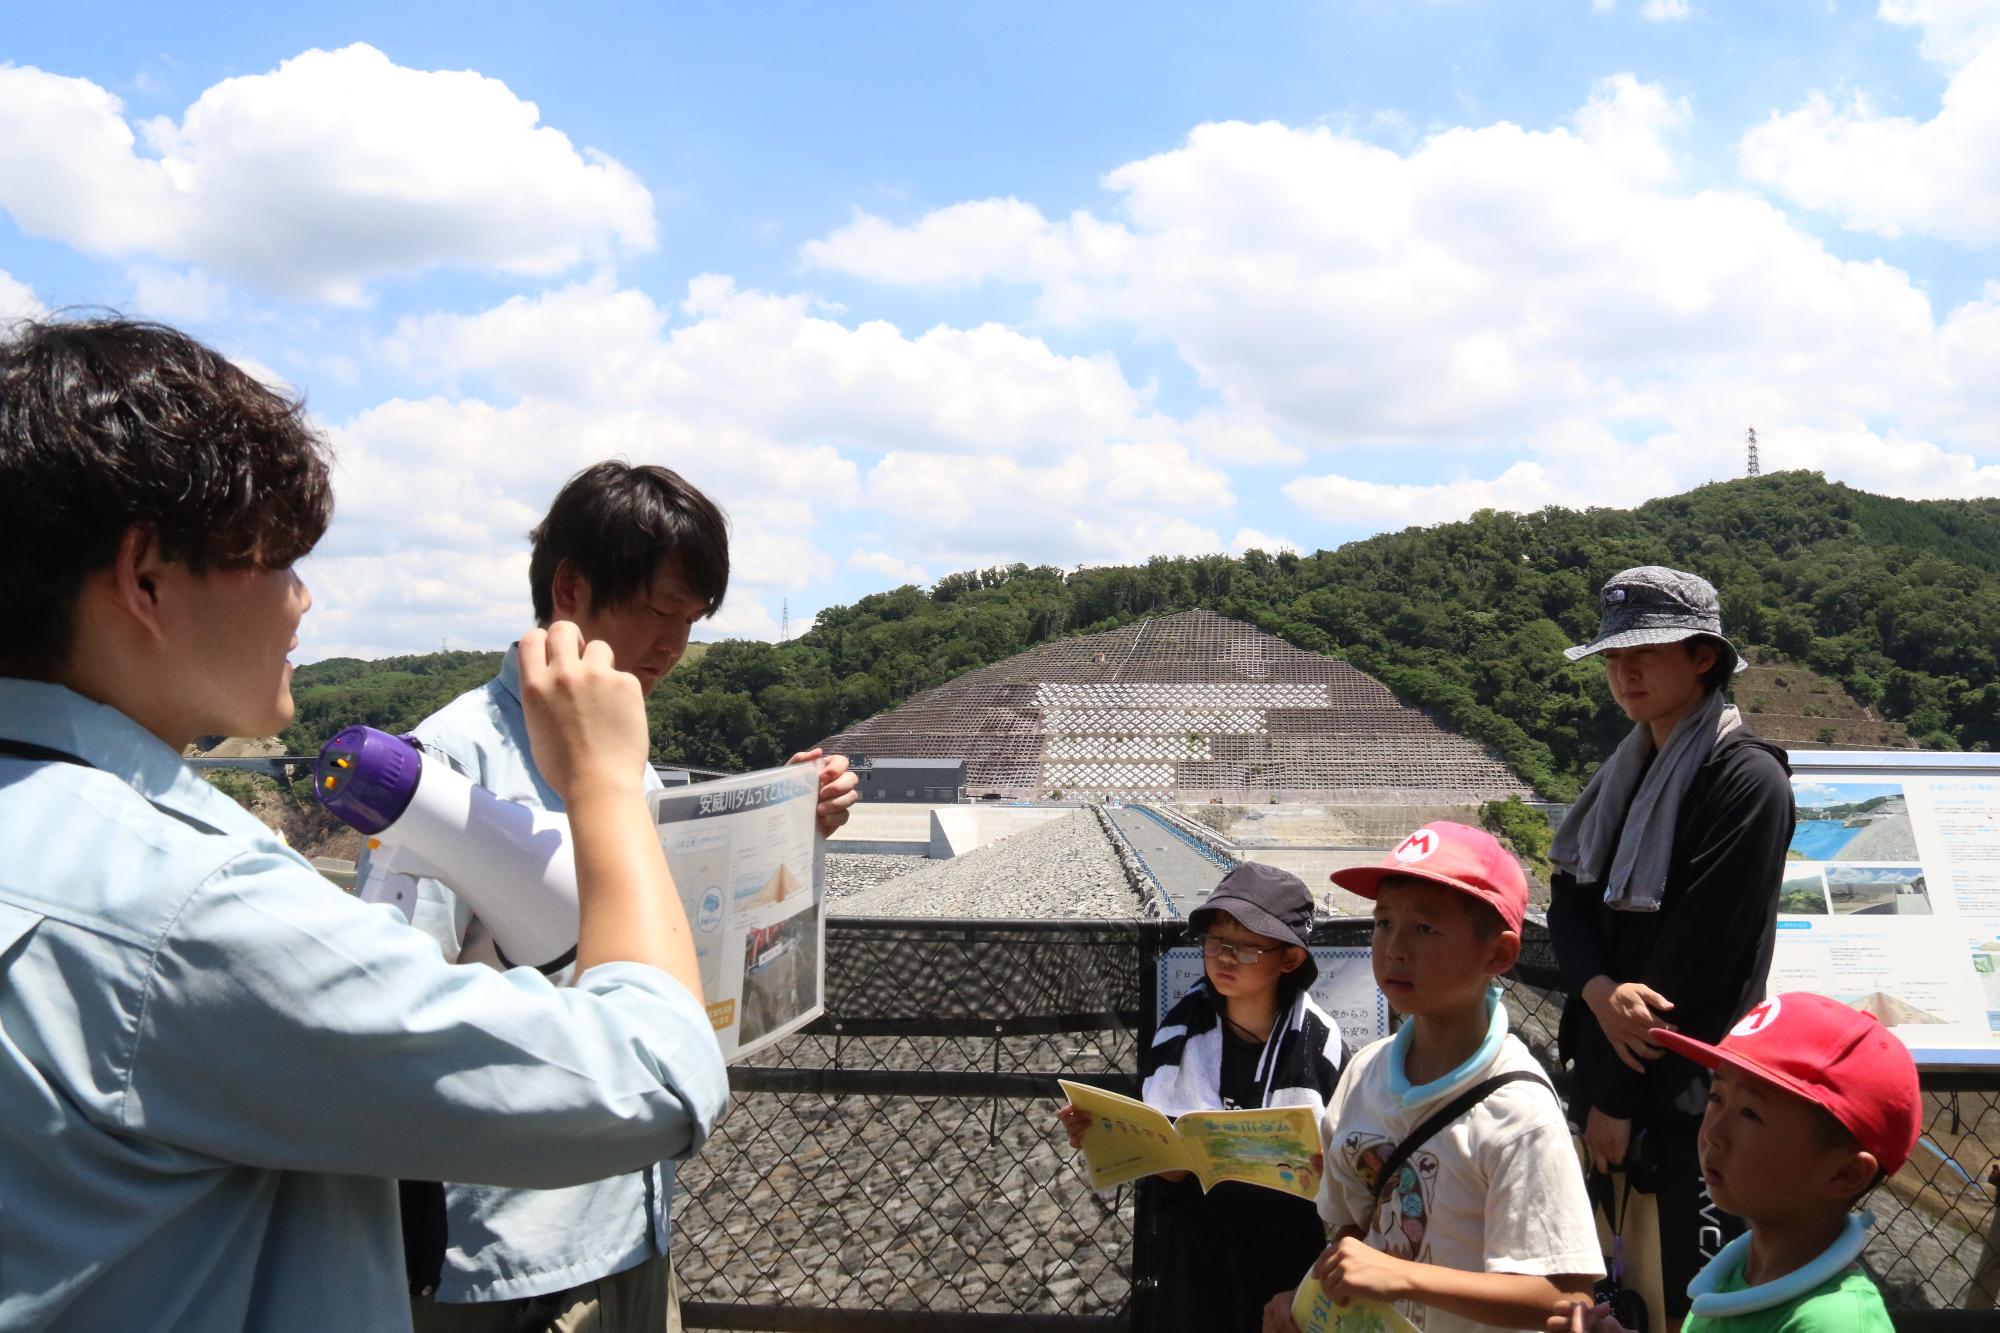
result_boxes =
[652,764,823,1062]
[1773,760,2000,1066]
[1158,945,1386,1042]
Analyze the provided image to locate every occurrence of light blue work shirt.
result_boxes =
[358,647,685,1303]
[0,679,729,1332]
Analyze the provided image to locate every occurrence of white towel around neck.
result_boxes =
[1551,689,1741,912]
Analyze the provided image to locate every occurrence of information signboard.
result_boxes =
[1157,946,1387,1044]
[1773,752,2000,1069]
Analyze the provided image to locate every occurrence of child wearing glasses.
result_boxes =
[1058,863,1344,1331]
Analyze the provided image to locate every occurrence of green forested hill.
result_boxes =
[283,472,2000,798]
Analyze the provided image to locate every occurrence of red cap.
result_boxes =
[1652,992,1921,1175]
[1330,821,1527,934]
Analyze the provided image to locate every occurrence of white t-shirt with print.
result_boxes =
[1317,1031,1604,1333]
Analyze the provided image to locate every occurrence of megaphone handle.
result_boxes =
[356,843,446,924]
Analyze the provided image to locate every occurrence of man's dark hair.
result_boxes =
[528,462,729,625]
[0,316,333,678]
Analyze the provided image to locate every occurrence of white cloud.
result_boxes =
[1640,0,1692,19]
[228,355,295,395]
[702,599,782,642]
[848,550,931,585]
[803,78,1995,529]
[1287,460,1571,529]
[864,450,1229,570]
[388,275,1162,458]
[1229,528,1302,556]
[315,274,1264,655]
[1879,0,2000,64]
[0,270,44,322]
[129,265,226,322]
[1739,3,2000,245]
[0,45,654,303]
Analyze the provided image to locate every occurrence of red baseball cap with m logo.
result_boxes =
[1330,821,1528,934]
[1651,991,1921,1174]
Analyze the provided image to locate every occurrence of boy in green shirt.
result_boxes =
[1559,991,1920,1333]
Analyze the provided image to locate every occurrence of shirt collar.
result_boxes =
[1386,983,1509,1107]
[496,643,523,703]
[0,678,274,837]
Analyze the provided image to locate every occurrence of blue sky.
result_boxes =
[4,1,1997,658]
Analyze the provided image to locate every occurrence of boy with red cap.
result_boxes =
[1558,992,1920,1333]
[1263,823,1602,1333]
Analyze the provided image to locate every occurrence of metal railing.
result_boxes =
[671,916,1999,1331]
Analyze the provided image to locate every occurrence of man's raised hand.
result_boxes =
[517,623,649,805]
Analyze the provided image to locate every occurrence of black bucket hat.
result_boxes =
[1189,862,1318,988]
[1563,565,1747,674]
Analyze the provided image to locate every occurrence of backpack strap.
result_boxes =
[1371,1071,1555,1218]
[0,738,94,768]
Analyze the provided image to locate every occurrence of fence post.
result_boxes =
[1128,921,1166,1330]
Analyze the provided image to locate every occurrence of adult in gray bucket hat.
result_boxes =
[1547,564,1797,1329]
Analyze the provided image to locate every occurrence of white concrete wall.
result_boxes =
[929,806,1072,859]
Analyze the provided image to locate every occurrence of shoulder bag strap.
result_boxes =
[0,737,95,768]
[1371,1070,1555,1214]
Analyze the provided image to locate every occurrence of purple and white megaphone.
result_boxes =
[316,726,578,969]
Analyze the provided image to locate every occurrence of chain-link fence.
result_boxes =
[672,915,2000,1330]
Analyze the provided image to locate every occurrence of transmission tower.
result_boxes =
[1746,426,1760,478]
[781,598,789,642]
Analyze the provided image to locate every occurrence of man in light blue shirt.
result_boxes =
[0,318,729,1332]
[374,461,859,1330]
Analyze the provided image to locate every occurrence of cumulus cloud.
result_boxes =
[0,45,654,303]
[387,274,1161,458]
[803,76,1996,522]
[1229,528,1302,556]
[1287,461,1570,530]
[0,270,44,321]
[1879,0,2000,64]
[848,550,932,586]
[129,265,226,322]
[863,450,1229,570]
[309,274,1255,654]
[1739,2,2000,245]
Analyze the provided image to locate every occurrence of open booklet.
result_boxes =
[1291,1270,1422,1333]
[1057,1079,1322,1198]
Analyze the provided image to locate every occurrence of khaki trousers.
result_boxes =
[410,1254,681,1333]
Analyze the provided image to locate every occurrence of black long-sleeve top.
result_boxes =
[1548,725,1797,1126]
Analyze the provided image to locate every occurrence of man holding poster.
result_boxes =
[361,460,858,1333]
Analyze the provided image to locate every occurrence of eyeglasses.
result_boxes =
[1197,934,1285,967]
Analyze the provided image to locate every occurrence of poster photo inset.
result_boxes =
[1789,781,1917,863]
[1779,868,1831,915]
[1825,866,1931,917]
[738,907,821,1049]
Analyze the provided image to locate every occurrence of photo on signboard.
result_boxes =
[1788,781,1915,862]
[1835,987,1947,1027]
[1825,866,1931,917]
[1973,939,2000,1036]
[1779,868,1831,916]
[739,909,822,1048]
